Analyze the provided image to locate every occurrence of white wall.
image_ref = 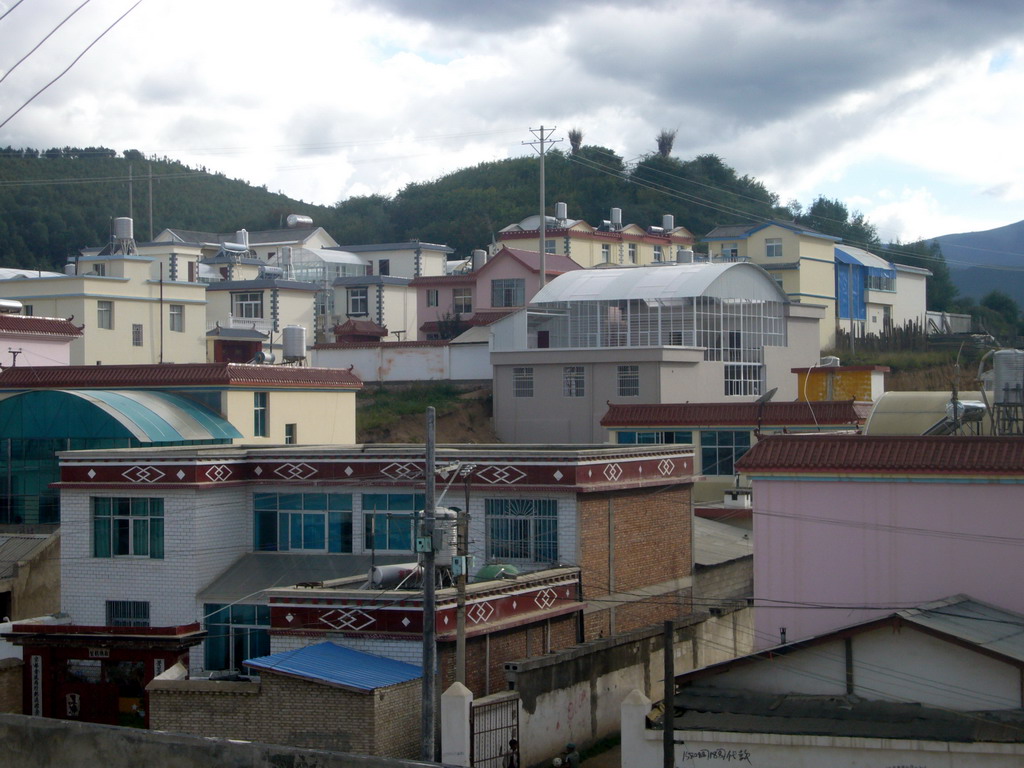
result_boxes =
[312,342,491,384]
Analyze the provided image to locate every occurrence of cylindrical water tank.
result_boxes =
[610,208,622,227]
[64,263,77,275]
[472,249,488,271]
[369,563,420,589]
[113,217,133,240]
[555,201,568,220]
[286,214,313,228]
[992,349,1024,404]
[663,214,675,231]
[282,325,307,361]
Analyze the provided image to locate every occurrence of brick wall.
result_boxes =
[694,557,753,604]
[0,658,22,713]
[578,486,692,640]
[436,613,579,698]
[149,671,420,758]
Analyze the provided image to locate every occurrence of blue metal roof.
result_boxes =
[244,642,422,691]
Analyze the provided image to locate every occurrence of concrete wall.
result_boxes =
[503,609,753,766]
[694,556,752,606]
[620,689,1024,768]
[0,658,21,713]
[148,664,421,758]
[312,342,491,384]
[9,532,60,620]
[0,713,450,768]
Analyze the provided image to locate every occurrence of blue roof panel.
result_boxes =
[244,642,422,691]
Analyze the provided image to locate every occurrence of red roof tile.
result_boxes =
[334,318,388,337]
[0,315,82,337]
[735,434,1024,475]
[408,274,475,287]
[601,401,870,428]
[0,363,362,389]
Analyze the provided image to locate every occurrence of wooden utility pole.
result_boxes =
[455,463,476,684]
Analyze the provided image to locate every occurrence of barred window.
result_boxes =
[486,498,558,563]
[513,367,533,397]
[106,600,150,627]
[563,366,584,397]
[617,365,639,397]
[132,323,143,347]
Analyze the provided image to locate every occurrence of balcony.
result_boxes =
[207,316,274,335]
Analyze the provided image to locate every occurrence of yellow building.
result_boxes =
[498,205,695,268]
[0,253,208,365]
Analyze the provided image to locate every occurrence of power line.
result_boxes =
[0,0,145,132]
[0,0,93,87]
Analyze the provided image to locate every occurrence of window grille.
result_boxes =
[513,367,533,397]
[486,498,557,563]
[617,365,639,397]
[563,366,584,397]
[106,600,150,627]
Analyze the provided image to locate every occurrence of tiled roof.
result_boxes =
[735,434,1024,474]
[315,340,449,350]
[601,401,870,428]
[0,315,82,337]
[334,318,388,337]
[245,641,421,691]
[408,274,476,287]
[497,247,582,274]
[0,363,362,389]
[419,310,513,334]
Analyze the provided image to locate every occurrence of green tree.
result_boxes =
[795,196,879,248]
[881,239,958,312]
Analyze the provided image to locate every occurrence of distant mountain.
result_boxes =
[930,219,1024,304]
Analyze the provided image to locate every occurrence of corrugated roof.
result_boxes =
[602,401,869,428]
[736,434,1024,475]
[672,687,1024,742]
[835,244,896,272]
[0,316,82,337]
[245,642,421,691]
[0,363,362,389]
[898,595,1024,664]
[694,518,752,566]
[199,553,410,603]
[0,534,51,580]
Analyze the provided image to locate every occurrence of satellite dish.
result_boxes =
[756,387,777,404]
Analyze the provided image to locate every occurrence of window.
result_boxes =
[453,287,472,314]
[867,274,896,292]
[348,287,368,315]
[106,600,150,627]
[701,430,752,476]
[617,365,639,397]
[231,292,263,318]
[284,423,297,445]
[22,304,32,316]
[486,498,557,563]
[169,304,184,332]
[765,238,782,258]
[601,243,611,262]
[378,259,390,276]
[92,498,164,559]
[253,492,353,552]
[491,278,525,308]
[426,289,439,308]
[253,392,268,437]
[363,493,425,551]
[725,363,763,396]
[617,430,692,444]
[132,323,143,347]
[721,244,739,261]
[628,243,637,264]
[97,300,113,329]
[653,246,663,262]
[513,367,533,397]
[545,238,556,255]
[204,603,270,673]
[563,366,584,397]
[92,263,106,277]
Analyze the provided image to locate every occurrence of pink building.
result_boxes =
[736,434,1024,648]
[0,314,82,367]
[410,246,581,339]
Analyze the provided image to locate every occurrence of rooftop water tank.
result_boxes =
[555,201,568,220]
[113,217,133,240]
[286,214,313,228]
[282,325,307,362]
[992,349,1024,405]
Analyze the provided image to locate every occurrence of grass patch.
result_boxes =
[357,382,466,433]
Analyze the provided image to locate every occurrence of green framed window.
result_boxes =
[92,497,164,559]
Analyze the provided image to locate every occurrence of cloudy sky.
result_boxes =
[1,0,1022,245]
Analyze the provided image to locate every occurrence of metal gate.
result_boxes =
[470,692,519,768]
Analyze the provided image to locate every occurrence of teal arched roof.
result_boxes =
[0,389,242,442]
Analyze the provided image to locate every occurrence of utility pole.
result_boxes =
[524,126,560,288]
[455,463,476,685]
[421,407,437,761]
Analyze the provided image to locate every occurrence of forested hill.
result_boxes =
[0,147,333,269]
[0,145,788,270]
